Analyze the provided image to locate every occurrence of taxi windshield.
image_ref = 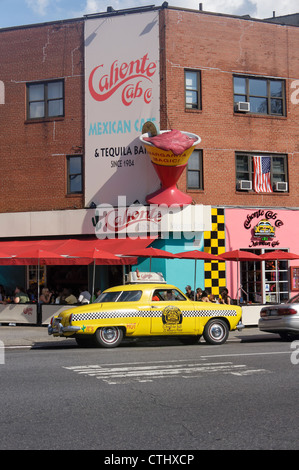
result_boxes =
[96,290,142,303]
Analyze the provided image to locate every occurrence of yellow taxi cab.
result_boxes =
[48,283,243,347]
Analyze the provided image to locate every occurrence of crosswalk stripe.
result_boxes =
[63,360,269,384]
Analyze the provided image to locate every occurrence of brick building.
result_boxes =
[0,5,299,319]
[0,18,85,213]
[160,7,299,208]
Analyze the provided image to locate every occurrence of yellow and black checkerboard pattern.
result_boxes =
[203,208,226,296]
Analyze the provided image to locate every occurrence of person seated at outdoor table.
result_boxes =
[78,286,91,304]
[60,288,78,305]
[185,285,194,299]
[13,286,30,304]
[27,287,36,302]
[55,288,63,304]
[219,287,231,305]
[195,288,203,301]
[39,287,52,304]
[93,288,102,303]
[201,290,210,302]
[0,284,6,304]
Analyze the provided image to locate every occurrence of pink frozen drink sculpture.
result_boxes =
[140,128,201,206]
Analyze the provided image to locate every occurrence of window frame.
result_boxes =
[67,155,83,195]
[96,290,142,303]
[187,149,203,190]
[235,152,288,192]
[240,249,290,304]
[26,79,64,120]
[152,289,187,302]
[233,75,286,116]
[185,69,201,110]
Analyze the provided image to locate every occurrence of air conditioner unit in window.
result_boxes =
[236,101,250,112]
[237,180,252,191]
[274,182,288,192]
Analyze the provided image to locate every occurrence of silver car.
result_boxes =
[259,293,299,340]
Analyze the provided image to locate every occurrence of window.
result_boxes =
[185,70,201,109]
[67,155,83,194]
[264,256,289,303]
[27,80,64,119]
[236,153,288,192]
[240,249,290,304]
[152,289,187,301]
[233,76,285,116]
[187,150,203,190]
[96,290,142,303]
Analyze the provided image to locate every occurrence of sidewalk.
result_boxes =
[0,325,69,348]
[0,324,272,348]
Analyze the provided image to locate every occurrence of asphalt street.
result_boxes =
[0,326,298,451]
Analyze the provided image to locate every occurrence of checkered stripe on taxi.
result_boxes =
[71,308,238,321]
[72,310,139,321]
[182,309,238,317]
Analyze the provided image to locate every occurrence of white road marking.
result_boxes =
[200,351,291,359]
[63,358,270,384]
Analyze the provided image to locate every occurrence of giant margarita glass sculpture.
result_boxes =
[140,127,201,207]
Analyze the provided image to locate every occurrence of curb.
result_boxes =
[0,326,269,349]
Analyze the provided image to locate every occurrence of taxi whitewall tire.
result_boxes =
[203,318,229,345]
[94,326,124,348]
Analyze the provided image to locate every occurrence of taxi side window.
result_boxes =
[97,290,142,302]
[118,290,142,302]
[152,291,163,301]
[152,289,186,301]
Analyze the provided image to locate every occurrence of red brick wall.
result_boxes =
[1,11,299,215]
[160,9,299,207]
[0,20,84,213]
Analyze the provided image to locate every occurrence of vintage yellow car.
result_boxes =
[48,283,243,347]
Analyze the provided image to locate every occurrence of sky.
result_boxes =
[0,0,298,29]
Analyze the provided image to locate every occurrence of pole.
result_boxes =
[91,260,96,303]
[37,259,41,325]
[193,259,197,301]
[37,259,40,302]
[237,260,240,305]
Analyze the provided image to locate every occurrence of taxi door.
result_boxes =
[149,288,196,335]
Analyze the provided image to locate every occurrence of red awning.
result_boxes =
[0,237,156,265]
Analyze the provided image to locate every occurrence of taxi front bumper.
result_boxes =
[48,321,81,336]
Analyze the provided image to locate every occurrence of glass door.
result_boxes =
[264,255,289,303]
[240,249,290,304]
[240,253,262,303]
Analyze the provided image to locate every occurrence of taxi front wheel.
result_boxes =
[94,326,123,348]
[203,319,229,345]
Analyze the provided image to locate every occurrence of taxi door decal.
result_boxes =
[161,305,183,333]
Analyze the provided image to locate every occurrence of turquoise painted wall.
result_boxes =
[133,234,205,294]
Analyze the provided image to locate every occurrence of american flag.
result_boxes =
[253,156,273,193]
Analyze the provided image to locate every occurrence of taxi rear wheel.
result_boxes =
[203,318,229,345]
[94,326,123,348]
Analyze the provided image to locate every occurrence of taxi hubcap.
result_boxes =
[210,323,224,340]
[101,327,119,343]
